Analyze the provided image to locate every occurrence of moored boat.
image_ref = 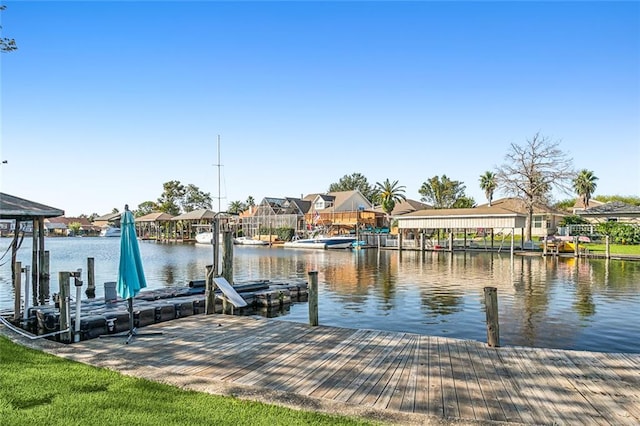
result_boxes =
[283,236,356,250]
[100,227,121,237]
[234,236,268,246]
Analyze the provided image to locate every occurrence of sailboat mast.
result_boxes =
[217,134,221,213]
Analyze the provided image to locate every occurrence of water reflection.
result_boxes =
[1,237,639,352]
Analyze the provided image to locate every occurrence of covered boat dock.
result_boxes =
[396,206,528,255]
[0,192,64,306]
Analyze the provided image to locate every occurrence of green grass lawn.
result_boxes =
[582,243,640,256]
[0,337,374,426]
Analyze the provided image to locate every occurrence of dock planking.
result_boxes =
[7,314,639,425]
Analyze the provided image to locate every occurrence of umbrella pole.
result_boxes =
[127,297,135,343]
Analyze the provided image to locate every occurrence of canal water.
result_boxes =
[1,237,638,353]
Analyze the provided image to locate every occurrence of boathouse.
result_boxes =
[395,204,528,254]
[0,192,64,305]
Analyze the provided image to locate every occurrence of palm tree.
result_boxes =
[245,196,256,207]
[573,169,598,209]
[228,200,246,215]
[375,179,406,227]
[479,171,497,206]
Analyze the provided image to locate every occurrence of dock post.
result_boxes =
[14,262,21,322]
[205,265,215,315]
[41,250,50,305]
[59,272,72,343]
[86,257,96,298]
[22,266,30,322]
[574,236,579,258]
[605,235,610,259]
[308,271,318,326]
[222,231,234,285]
[449,231,454,252]
[484,287,500,347]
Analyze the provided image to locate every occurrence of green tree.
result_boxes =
[479,171,497,206]
[182,184,212,212]
[594,195,640,206]
[245,196,256,207]
[554,199,576,211]
[157,180,186,216]
[573,169,598,209]
[558,215,588,227]
[228,200,246,214]
[496,133,574,241]
[375,179,406,226]
[419,175,467,209]
[328,172,378,203]
[0,6,17,53]
[67,222,82,236]
[136,201,159,217]
[452,196,476,208]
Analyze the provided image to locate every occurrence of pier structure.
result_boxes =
[3,314,638,425]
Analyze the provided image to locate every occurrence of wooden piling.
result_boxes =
[574,236,579,258]
[59,272,72,343]
[86,257,96,297]
[14,262,21,322]
[605,235,610,259]
[308,271,318,326]
[205,265,215,315]
[484,287,500,347]
[222,231,234,285]
[41,250,50,305]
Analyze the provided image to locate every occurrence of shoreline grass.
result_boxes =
[0,336,374,426]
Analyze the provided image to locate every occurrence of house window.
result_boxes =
[532,215,544,229]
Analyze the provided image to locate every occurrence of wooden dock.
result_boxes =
[5,315,639,425]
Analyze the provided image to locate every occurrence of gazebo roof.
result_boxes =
[171,209,217,221]
[136,212,175,222]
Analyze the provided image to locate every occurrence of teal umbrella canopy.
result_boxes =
[117,209,147,300]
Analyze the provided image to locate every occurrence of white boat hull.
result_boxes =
[283,236,356,250]
[234,237,268,246]
[100,227,121,237]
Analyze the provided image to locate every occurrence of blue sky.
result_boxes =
[1,1,639,217]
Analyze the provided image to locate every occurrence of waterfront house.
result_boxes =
[305,190,378,234]
[241,197,310,239]
[44,216,100,236]
[576,201,640,225]
[475,197,566,238]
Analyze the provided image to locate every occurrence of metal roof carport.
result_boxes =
[396,207,528,254]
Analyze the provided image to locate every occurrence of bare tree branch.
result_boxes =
[496,132,575,240]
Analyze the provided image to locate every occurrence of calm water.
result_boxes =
[1,237,639,353]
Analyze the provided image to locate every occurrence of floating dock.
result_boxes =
[15,279,308,342]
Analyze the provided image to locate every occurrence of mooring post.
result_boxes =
[222,231,234,285]
[59,272,72,343]
[308,271,318,326]
[605,235,610,259]
[449,231,454,252]
[484,286,500,347]
[14,262,22,322]
[574,236,579,258]
[205,264,215,315]
[22,266,30,322]
[41,250,50,305]
[86,257,96,298]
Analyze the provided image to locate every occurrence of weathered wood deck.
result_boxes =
[14,315,640,425]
